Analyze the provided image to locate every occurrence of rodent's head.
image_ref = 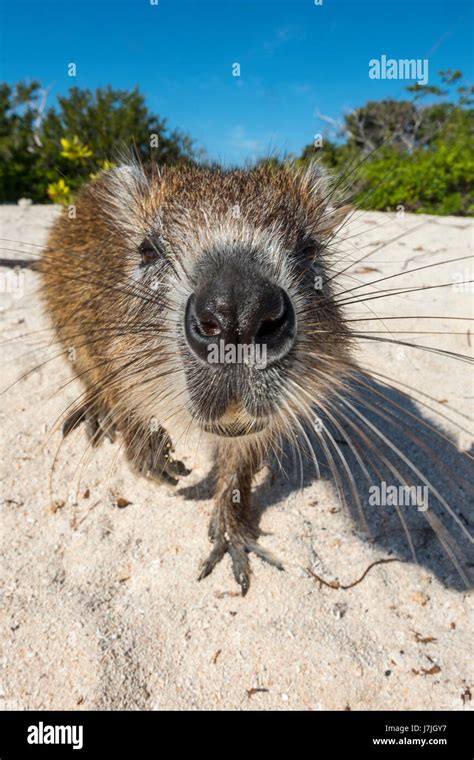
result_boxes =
[96,161,353,447]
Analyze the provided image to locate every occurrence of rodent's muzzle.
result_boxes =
[184,263,296,369]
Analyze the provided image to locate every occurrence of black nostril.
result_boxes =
[184,293,227,363]
[252,288,296,362]
[255,308,288,340]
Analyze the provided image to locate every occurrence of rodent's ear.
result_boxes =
[298,162,351,239]
[98,162,151,239]
[106,163,149,201]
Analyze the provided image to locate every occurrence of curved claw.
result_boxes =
[198,540,228,580]
[246,541,284,572]
[228,545,251,596]
[62,406,87,437]
[62,403,116,446]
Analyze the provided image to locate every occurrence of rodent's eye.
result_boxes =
[139,238,161,267]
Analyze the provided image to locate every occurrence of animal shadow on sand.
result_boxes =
[179,374,473,591]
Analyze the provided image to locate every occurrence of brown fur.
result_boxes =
[39,162,352,594]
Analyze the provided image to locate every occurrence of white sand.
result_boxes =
[0,205,472,710]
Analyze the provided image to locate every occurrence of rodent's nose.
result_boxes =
[184,278,296,366]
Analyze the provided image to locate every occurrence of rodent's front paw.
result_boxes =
[127,427,191,487]
[144,448,191,487]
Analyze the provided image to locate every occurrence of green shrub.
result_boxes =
[0,83,198,203]
[355,140,473,215]
[298,71,473,216]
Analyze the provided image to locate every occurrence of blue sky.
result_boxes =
[1,0,472,164]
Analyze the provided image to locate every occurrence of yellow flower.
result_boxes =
[47,179,72,205]
[60,135,93,160]
[89,159,116,181]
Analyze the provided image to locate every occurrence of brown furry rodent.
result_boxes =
[39,161,354,593]
[38,161,472,593]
